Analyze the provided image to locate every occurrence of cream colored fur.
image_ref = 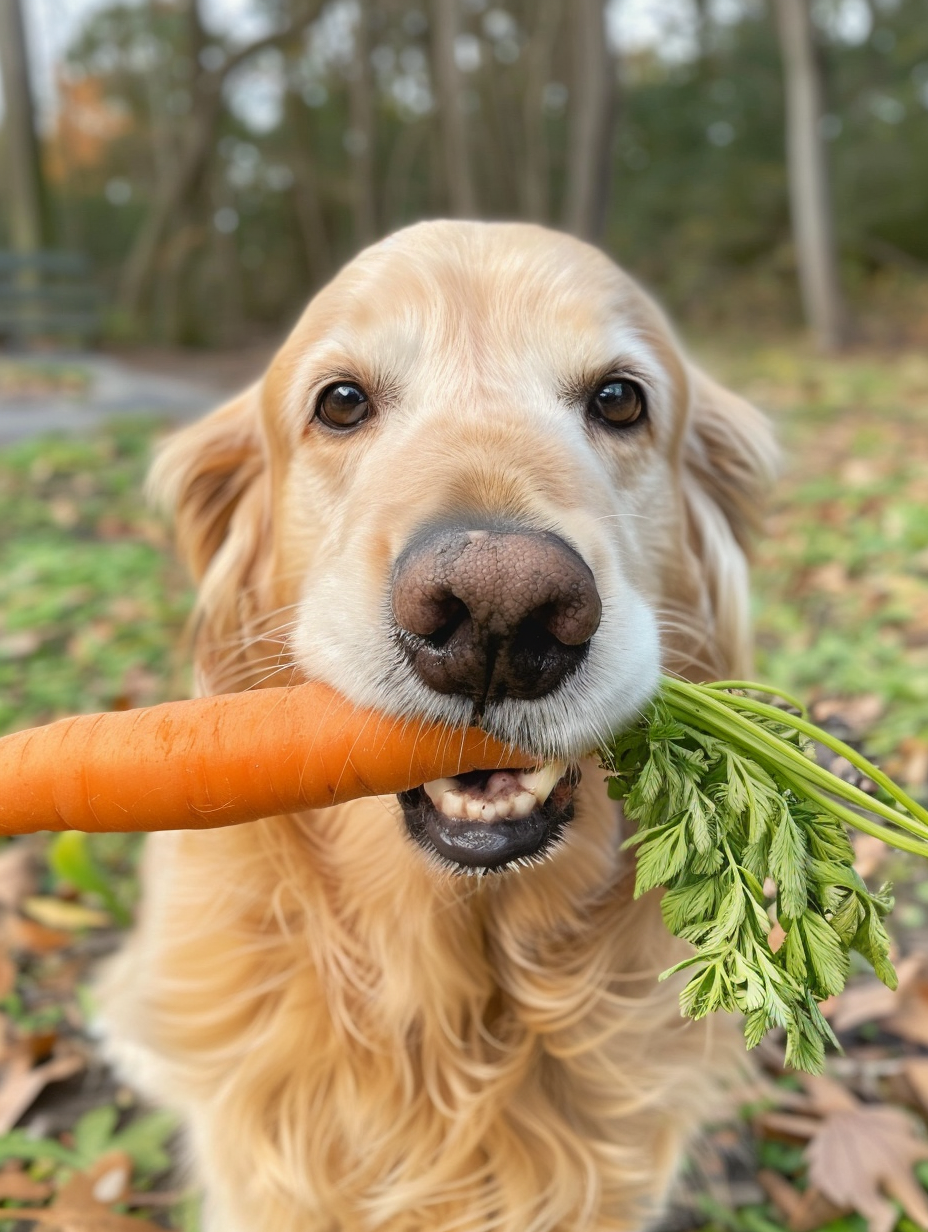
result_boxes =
[98,222,775,1232]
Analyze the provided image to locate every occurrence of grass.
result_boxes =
[706,342,928,775]
[0,419,193,736]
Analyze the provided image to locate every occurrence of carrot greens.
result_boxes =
[602,679,928,1073]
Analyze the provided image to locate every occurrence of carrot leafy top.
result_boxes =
[602,679,928,1074]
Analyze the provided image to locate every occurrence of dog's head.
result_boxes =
[153,221,774,873]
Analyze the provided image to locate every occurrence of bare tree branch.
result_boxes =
[119,0,325,317]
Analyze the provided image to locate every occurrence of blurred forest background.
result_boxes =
[1,0,928,349]
[1,2,928,1231]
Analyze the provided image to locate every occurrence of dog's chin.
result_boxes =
[399,765,579,874]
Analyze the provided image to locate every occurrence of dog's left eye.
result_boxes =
[588,380,646,428]
[317,382,371,429]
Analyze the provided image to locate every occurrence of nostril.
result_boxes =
[545,587,602,646]
[506,613,589,697]
[421,596,469,649]
[392,582,463,641]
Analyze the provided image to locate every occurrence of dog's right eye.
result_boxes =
[316,383,371,430]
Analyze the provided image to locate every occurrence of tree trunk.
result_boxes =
[775,0,846,351]
[521,0,561,222]
[347,0,377,248]
[117,77,224,316]
[0,0,49,252]
[118,0,323,317]
[430,0,477,217]
[563,0,614,242]
[286,94,332,287]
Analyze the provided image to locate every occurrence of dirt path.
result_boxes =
[0,344,275,444]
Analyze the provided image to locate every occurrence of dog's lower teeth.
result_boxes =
[421,761,568,823]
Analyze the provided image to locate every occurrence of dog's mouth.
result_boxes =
[398,762,578,874]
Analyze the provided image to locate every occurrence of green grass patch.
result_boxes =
[0,418,193,735]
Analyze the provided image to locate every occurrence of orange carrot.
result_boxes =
[0,682,515,836]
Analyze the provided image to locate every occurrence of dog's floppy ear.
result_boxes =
[679,368,778,678]
[149,384,272,685]
[149,383,267,581]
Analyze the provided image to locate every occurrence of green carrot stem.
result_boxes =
[703,680,810,718]
[661,682,928,842]
[680,682,928,831]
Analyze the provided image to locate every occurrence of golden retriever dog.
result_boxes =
[99,220,775,1232]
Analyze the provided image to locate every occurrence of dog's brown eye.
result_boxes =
[589,380,645,428]
[317,382,371,429]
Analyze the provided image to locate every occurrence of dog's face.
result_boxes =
[155,221,773,874]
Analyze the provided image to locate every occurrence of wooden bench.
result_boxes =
[0,251,103,347]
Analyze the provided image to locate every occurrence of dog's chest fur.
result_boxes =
[102,778,718,1232]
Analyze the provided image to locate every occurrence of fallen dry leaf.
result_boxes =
[757,1167,804,1220]
[0,843,37,911]
[0,1168,54,1201]
[885,979,928,1048]
[1,1159,164,1230]
[758,1169,847,1232]
[757,1070,928,1232]
[852,831,889,880]
[4,913,73,954]
[898,738,928,789]
[0,1049,84,1134]
[22,898,110,931]
[800,1072,860,1114]
[88,1151,132,1205]
[753,1110,821,1141]
[903,1058,928,1118]
[806,1104,928,1232]
[0,950,16,999]
[811,695,884,734]
[827,954,925,1034]
[0,631,43,660]
[788,1187,847,1232]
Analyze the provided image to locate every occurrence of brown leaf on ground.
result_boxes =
[0,1048,85,1134]
[885,976,928,1047]
[3,913,73,954]
[806,1104,928,1232]
[0,844,38,911]
[811,695,884,734]
[827,954,925,1034]
[800,1072,860,1114]
[757,1168,804,1221]
[0,950,16,1000]
[758,1170,848,1232]
[0,1160,164,1230]
[753,1110,821,1141]
[87,1151,132,1205]
[758,1072,928,1232]
[852,832,890,880]
[0,1167,54,1201]
[897,738,928,789]
[788,1187,848,1232]
[902,1058,928,1118]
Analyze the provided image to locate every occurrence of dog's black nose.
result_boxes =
[391,526,601,703]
